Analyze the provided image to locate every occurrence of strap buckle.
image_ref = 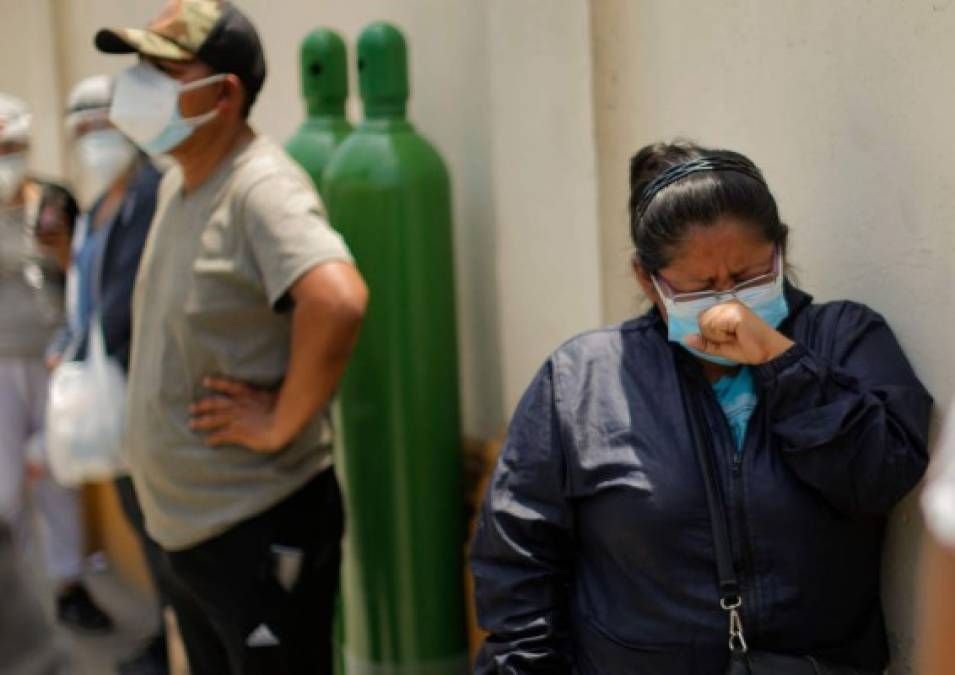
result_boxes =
[721,596,748,654]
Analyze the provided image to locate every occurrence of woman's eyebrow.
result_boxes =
[732,255,775,278]
[681,276,717,289]
[731,265,761,278]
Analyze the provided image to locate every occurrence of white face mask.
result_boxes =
[73,129,138,208]
[108,63,227,156]
[0,153,27,204]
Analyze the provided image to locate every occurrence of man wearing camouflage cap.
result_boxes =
[96,2,368,673]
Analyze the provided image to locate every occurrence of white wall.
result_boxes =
[590,1,955,670]
[487,0,604,415]
[0,0,67,178]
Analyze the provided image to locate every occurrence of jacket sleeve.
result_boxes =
[756,302,932,515]
[469,360,575,674]
[99,164,159,372]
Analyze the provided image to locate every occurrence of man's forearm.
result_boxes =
[270,263,367,447]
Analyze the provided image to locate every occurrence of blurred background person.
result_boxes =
[917,404,955,675]
[0,519,69,675]
[50,74,169,675]
[0,92,114,634]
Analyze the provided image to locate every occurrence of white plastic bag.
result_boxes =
[46,319,127,486]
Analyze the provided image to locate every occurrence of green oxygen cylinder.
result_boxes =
[323,21,468,675]
[285,28,352,194]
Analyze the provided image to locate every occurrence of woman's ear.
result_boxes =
[632,256,655,299]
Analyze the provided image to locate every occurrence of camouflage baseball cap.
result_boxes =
[95,0,266,106]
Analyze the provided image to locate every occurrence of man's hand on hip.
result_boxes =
[190,377,284,453]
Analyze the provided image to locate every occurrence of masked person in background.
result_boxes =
[470,142,932,674]
[0,93,114,633]
[49,74,169,675]
[95,2,368,673]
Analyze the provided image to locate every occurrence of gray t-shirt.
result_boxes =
[0,197,63,358]
[126,136,353,550]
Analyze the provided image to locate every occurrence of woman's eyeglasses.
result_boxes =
[653,250,781,306]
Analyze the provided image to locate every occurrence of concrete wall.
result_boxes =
[590,1,955,670]
[486,0,603,415]
[0,0,67,178]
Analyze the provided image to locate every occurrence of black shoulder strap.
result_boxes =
[678,378,740,603]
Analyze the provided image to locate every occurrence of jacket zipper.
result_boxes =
[698,377,762,639]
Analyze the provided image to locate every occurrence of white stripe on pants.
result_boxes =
[0,357,83,583]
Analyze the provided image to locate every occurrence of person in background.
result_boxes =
[916,403,955,675]
[0,92,114,634]
[0,520,69,675]
[470,141,931,673]
[95,1,368,673]
[52,74,169,675]
[35,182,77,272]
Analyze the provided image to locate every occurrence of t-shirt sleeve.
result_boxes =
[923,403,955,549]
[240,171,353,309]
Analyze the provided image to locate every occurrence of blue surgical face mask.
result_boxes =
[108,63,226,157]
[652,253,789,366]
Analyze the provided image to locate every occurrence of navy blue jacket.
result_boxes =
[470,286,931,674]
[66,162,160,371]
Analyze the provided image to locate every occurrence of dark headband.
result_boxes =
[635,156,768,221]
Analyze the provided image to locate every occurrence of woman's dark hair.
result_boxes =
[36,181,78,235]
[628,141,788,273]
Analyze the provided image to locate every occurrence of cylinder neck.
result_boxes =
[300,29,348,120]
[307,97,347,119]
[358,117,412,133]
[357,22,409,122]
[362,98,406,120]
